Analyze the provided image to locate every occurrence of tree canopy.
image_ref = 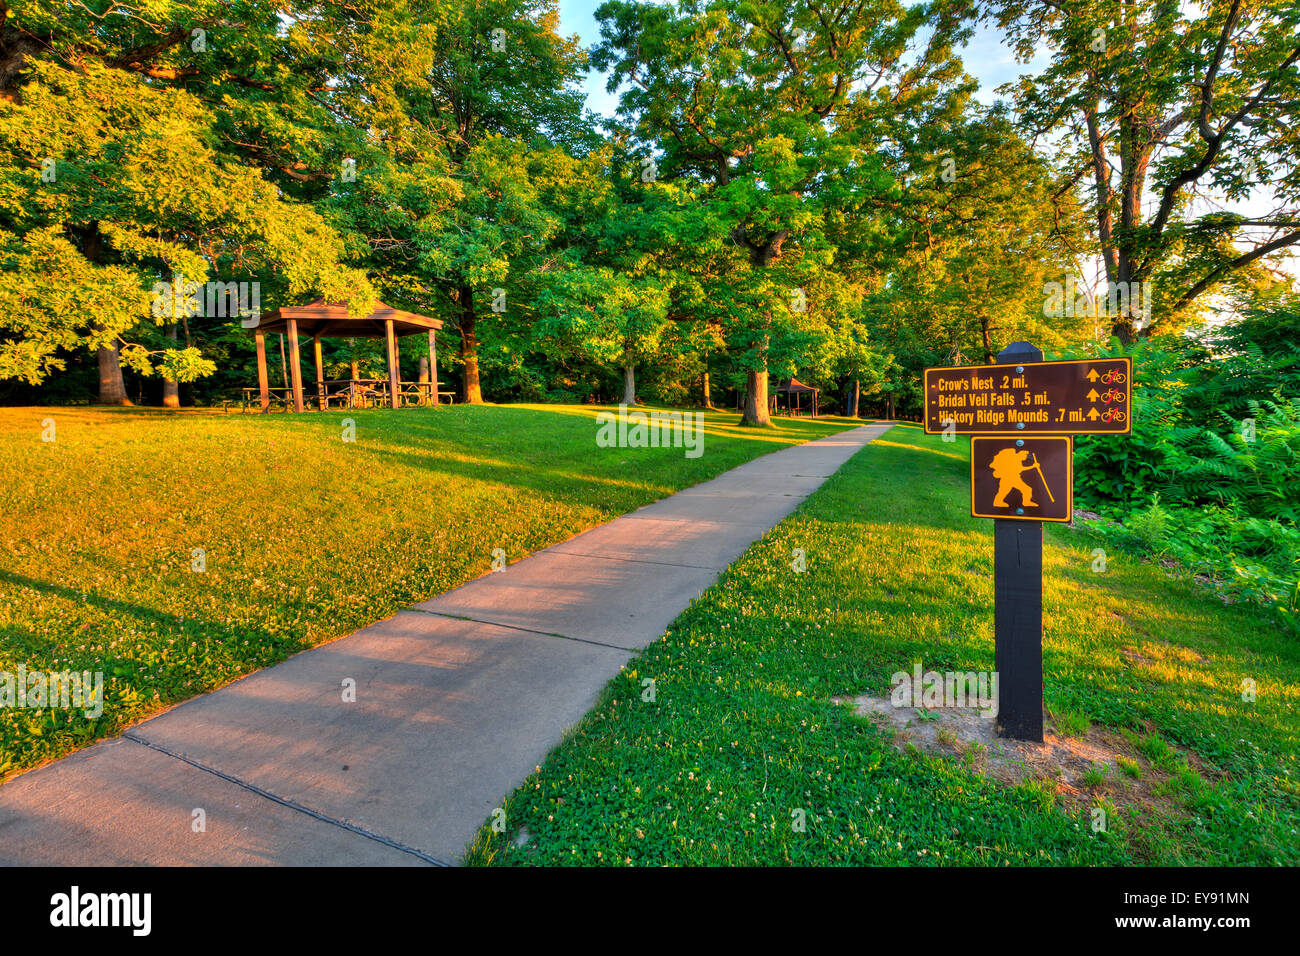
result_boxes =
[0,0,1293,415]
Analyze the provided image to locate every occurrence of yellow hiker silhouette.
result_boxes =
[989,448,1054,508]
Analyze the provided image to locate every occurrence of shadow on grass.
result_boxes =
[334,405,864,512]
[0,567,304,782]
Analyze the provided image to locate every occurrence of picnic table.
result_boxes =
[240,380,454,412]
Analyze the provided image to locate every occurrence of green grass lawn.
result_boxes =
[467,424,1299,866]
[0,403,859,779]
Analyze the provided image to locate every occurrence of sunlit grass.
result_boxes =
[0,403,861,778]
[468,428,1299,866]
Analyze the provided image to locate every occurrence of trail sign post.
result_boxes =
[989,344,1046,742]
[922,343,1132,743]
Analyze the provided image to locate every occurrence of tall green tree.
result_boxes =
[526,146,675,404]
[0,59,367,401]
[318,0,590,403]
[593,0,973,425]
[0,1,376,402]
[867,107,1090,366]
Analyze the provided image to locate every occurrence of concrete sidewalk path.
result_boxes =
[0,423,891,866]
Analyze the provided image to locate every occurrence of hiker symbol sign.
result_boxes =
[970,437,1072,522]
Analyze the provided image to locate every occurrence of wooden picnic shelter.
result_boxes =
[771,377,820,418]
[246,300,445,413]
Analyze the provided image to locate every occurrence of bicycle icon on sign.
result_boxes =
[1100,369,1127,385]
[1101,408,1127,423]
[1100,388,1126,404]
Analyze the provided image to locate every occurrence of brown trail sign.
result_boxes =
[922,343,1133,743]
[924,357,1132,435]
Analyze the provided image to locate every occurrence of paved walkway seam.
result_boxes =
[123,733,450,867]
[535,549,729,571]
[405,608,634,651]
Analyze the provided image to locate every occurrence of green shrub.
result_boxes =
[1089,502,1300,634]
[1067,303,1300,635]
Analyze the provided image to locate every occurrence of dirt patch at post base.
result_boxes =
[831,693,1206,812]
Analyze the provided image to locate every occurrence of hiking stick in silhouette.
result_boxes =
[1027,453,1054,503]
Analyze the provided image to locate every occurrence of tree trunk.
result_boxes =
[1111,312,1137,346]
[1110,251,1139,345]
[741,367,771,427]
[981,319,994,365]
[162,323,180,408]
[846,377,859,418]
[457,284,482,404]
[736,235,784,426]
[418,355,430,383]
[96,341,131,406]
[701,365,714,409]
[76,221,131,406]
[621,363,636,405]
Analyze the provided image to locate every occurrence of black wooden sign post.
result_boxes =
[993,340,1046,741]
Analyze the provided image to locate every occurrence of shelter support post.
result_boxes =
[385,318,400,410]
[254,330,270,414]
[286,318,305,413]
[428,330,439,406]
[313,334,324,408]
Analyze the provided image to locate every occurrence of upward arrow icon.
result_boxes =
[1086,388,1100,401]
[1087,407,1101,421]
[1086,368,1100,382]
